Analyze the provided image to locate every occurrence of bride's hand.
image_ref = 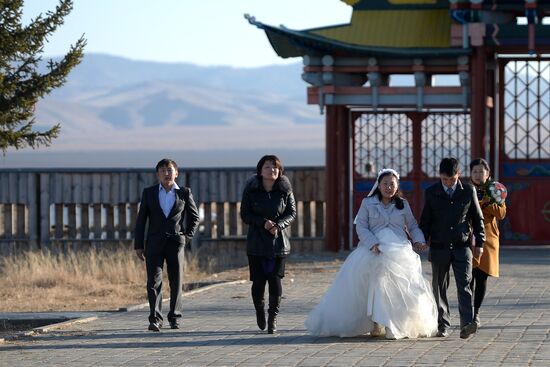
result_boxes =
[370,244,381,254]
[413,242,428,252]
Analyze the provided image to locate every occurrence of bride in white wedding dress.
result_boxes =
[305,169,438,339]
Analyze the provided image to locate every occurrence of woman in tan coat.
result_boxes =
[469,158,507,327]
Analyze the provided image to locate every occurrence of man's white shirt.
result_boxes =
[158,183,179,218]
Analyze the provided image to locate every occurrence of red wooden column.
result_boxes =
[335,106,350,250]
[486,59,496,171]
[325,106,338,251]
[325,105,349,251]
[407,112,427,218]
[470,46,488,160]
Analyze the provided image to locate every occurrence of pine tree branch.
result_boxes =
[0,122,61,152]
[0,0,85,152]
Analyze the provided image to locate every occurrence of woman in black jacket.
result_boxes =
[240,155,297,334]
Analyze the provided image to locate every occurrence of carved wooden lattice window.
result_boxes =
[421,113,471,178]
[354,113,412,178]
[504,60,550,159]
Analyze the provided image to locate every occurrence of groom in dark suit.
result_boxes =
[134,158,200,331]
[420,157,485,339]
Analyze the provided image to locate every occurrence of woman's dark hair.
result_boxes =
[368,171,404,210]
[156,158,178,172]
[469,158,490,174]
[439,157,460,176]
[256,155,284,177]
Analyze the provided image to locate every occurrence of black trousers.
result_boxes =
[145,242,185,324]
[471,267,489,311]
[430,245,474,331]
[248,256,285,300]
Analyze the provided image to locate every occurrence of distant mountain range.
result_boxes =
[2,54,325,167]
[4,54,540,168]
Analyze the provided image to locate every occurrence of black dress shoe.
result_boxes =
[148,322,161,332]
[460,322,478,339]
[436,329,449,337]
[169,321,180,329]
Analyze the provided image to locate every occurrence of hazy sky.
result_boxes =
[23,0,352,68]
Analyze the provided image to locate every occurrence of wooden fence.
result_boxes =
[0,167,325,257]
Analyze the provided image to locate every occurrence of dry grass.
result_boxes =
[0,249,343,313]
[0,248,236,312]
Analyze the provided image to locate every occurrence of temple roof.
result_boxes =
[246,15,469,59]
[338,0,537,12]
[310,9,452,48]
[246,0,474,59]
[248,0,550,59]
[340,0,449,11]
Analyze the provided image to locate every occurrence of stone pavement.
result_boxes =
[1,247,549,367]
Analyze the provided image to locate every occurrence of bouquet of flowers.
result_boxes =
[483,180,507,206]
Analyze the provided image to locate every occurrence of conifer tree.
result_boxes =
[0,0,86,152]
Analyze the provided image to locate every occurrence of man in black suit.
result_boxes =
[134,158,200,331]
[419,157,485,339]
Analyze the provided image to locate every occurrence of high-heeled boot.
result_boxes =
[252,296,266,330]
[267,295,281,334]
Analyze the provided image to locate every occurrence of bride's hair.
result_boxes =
[368,171,405,210]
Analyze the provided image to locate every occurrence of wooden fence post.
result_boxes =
[39,173,50,247]
[28,173,39,249]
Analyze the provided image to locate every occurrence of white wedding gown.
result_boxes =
[305,228,438,339]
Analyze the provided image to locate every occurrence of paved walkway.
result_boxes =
[1,247,549,367]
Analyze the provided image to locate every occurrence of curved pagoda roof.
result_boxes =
[247,0,470,59]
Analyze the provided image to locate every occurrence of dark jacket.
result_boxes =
[134,185,200,252]
[240,175,297,258]
[419,180,486,248]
